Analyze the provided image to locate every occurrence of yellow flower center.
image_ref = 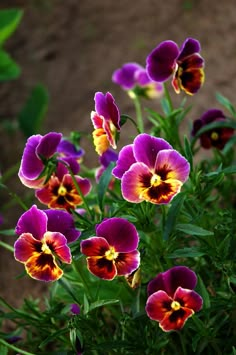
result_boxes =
[210,131,219,141]
[41,242,52,254]
[58,185,67,196]
[150,174,162,187]
[171,300,181,311]
[105,246,119,261]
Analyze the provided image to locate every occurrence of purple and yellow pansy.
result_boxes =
[14,205,80,282]
[91,92,120,155]
[112,133,190,204]
[146,38,205,95]
[145,266,203,332]
[80,218,140,280]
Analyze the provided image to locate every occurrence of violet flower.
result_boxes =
[112,133,190,204]
[14,205,79,282]
[80,218,140,280]
[192,108,234,149]
[146,38,205,95]
[146,266,203,332]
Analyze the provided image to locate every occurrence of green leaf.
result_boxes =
[18,84,49,137]
[0,50,20,80]
[167,247,205,258]
[97,162,115,212]
[197,275,211,309]
[216,92,236,116]
[183,135,193,169]
[0,8,23,45]
[38,328,68,349]
[89,299,119,312]
[176,223,214,236]
[163,193,185,240]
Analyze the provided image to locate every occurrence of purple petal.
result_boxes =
[155,149,190,183]
[96,218,139,252]
[94,92,120,129]
[135,68,152,86]
[36,132,62,158]
[19,135,44,180]
[15,205,47,240]
[44,209,81,243]
[199,109,225,125]
[146,40,179,82]
[70,303,81,315]
[133,134,172,170]
[178,38,201,61]
[112,144,136,179]
[57,139,84,159]
[100,149,118,168]
[116,250,140,276]
[112,62,143,89]
[148,266,198,298]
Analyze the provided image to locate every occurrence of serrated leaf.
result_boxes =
[18,84,49,137]
[176,223,214,236]
[167,247,205,258]
[0,8,23,45]
[0,50,20,80]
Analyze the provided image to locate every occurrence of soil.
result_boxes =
[1,0,236,309]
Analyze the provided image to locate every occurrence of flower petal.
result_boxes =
[86,256,117,280]
[96,218,139,252]
[148,266,198,297]
[115,250,140,276]
[81,237,110,257]
[133,134,172,170]
[14,233,42,262]
[145,290,172,322]
[43,232,72,264]
[44,209,81,243]
[25,252,63,282]
[36,132,62,158]
[178,38,201,61]
[174,287,203,312]
[155,149,190,183]
[19,135,44,180]
[146,40,179,82]
[112,144,136,179]
[15,205,47,239]
[95,92,120,129]
[159,307,194,332]
[112,62,143,90]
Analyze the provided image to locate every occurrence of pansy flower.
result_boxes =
[91,92,120,155]
[80,218,140,280]
[36,162,91,211]
[146,38,205,95]
[192,108,234,149]
[14,205,80,281]
[112,133,190,204]
[112,62,163,99]
[145,266,203,332]
[19,132,62,189]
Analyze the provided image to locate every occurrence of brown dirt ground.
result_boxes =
[1,0,236,310]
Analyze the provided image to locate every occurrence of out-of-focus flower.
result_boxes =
[146,38,205,95]
[57,139,84,173]
[192,108,234,149]
[18,132,62,189]
[125,267,141,289]
[36,167,91,212]
[14,205,75,282]
[80,218,140,280]
[112,133,190,204]
[112,62,163,99]
[70,303,81,315]
[91,92,120,155]
[95,149,118,186]
[145,266,203,332]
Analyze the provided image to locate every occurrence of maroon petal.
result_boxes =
[86,256,117,280]
[174,287,203,312]
[115,250,140,276]
[81,237,110,257]
[15,205,47,239]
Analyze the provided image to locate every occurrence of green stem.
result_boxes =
[0,338,35,355]
[0,240,14,252]
[72,260,93,300]
[132,95,144,133]
[1,161,20,183]
[163,82,174,112]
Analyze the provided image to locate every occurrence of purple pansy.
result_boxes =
[80,218,140,280]
[95,149,118,183]
[192,108,234,149]
[112,62,163,99]
[112,133,190,204]
[146,38,205,95]
[91,92,120,155]
[19,132,62,188]
[14,205,79,281]
[146,266,203,332]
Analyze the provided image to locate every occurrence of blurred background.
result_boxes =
[1,0,236,307]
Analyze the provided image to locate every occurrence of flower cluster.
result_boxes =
[4,36,235,354]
